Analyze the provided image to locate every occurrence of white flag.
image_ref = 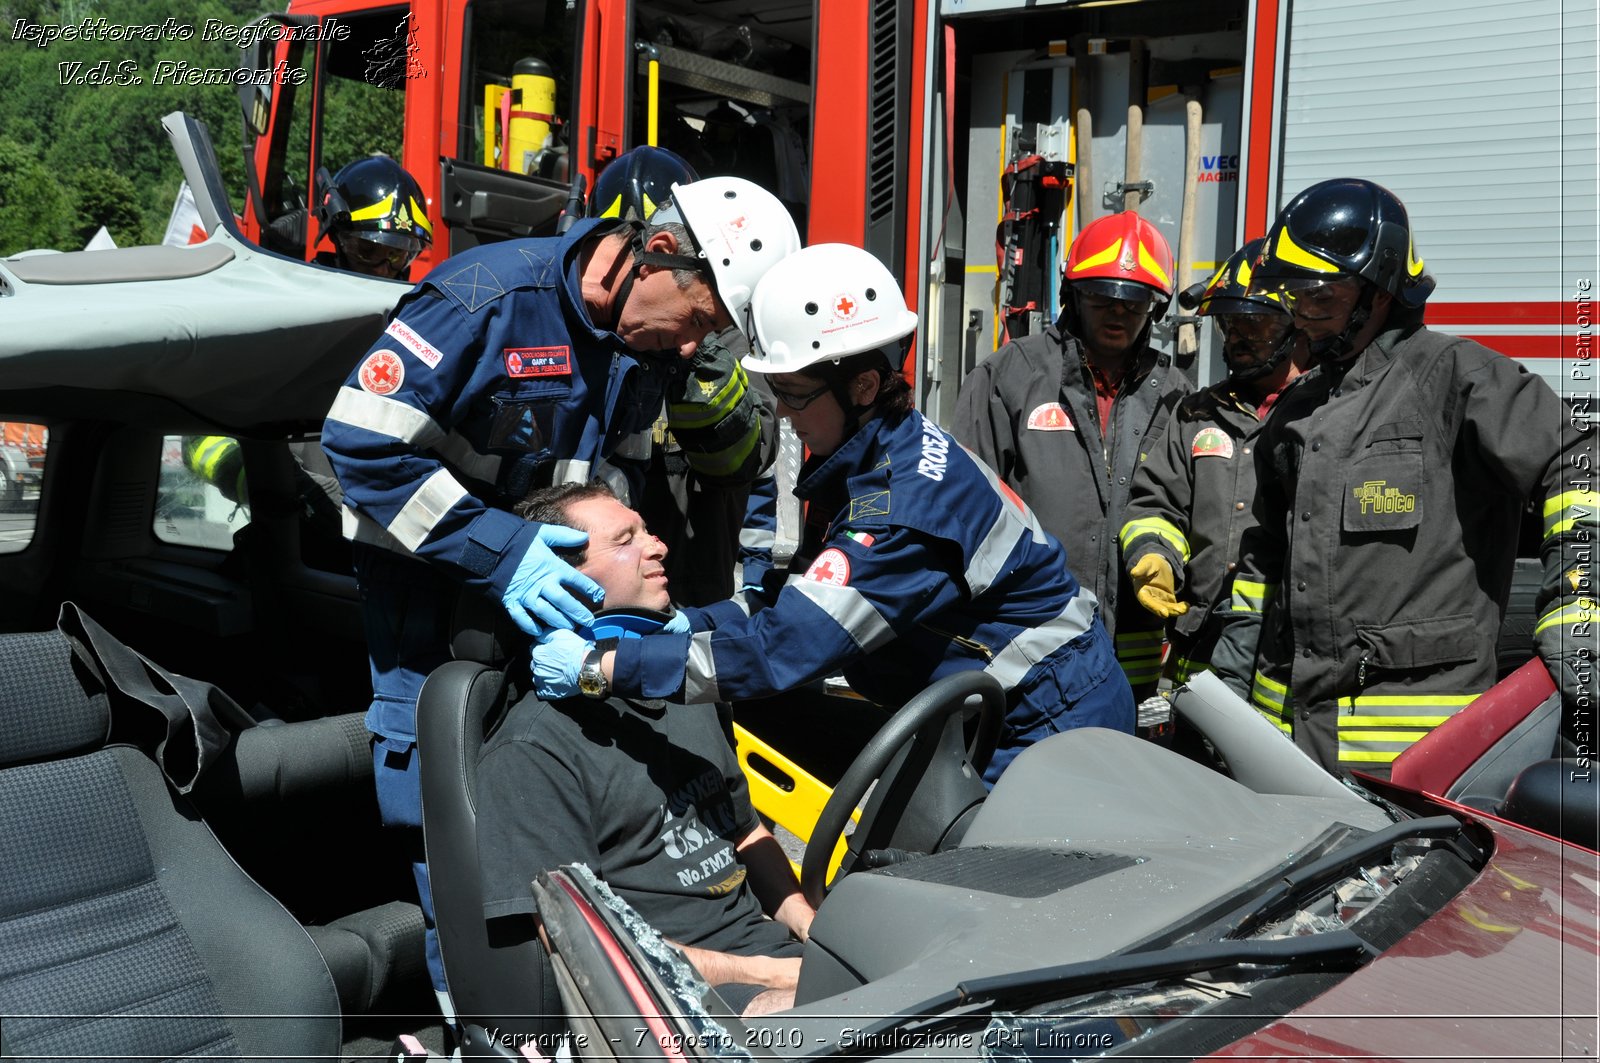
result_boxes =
[162,182,207,246]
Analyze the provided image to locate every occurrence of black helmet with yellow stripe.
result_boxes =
[316,155,432,279]
[1251,178,1434,308]
[1180,238,1296,383]
[589,145,699,223]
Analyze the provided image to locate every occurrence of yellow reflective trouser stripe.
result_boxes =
[1543,490,1597,538]
[1230,578,1274,614]
[1116,630,1165,684]
[1171,655,1205,683]
[1250,670,1291,733]
[1119,517,1191,563]
[1535,598,1596,636]
[1335,693,1479,765]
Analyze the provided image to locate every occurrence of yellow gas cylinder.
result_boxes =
[508,57,557,175]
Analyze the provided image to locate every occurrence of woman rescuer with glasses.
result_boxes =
[531,243,1134,786]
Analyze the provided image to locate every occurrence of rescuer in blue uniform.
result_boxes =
[320,174,800,1008]
[530,244,1133,784]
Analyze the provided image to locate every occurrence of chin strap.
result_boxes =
[608,222,707,331]
[1225,327,1298,386]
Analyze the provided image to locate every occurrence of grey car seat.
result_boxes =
[0,629,341,1060]
[418,593,563,1058]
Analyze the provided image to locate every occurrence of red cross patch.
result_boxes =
[804,548,851,587]
[358,350,405,396]
[834,294,858,320]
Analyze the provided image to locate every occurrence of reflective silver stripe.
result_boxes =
[684,631,720,703]
[552,459,591,484]
[984,591,1098,688]
[326,386,443,448]
[340,505,414,553]
[965,509,1022,596]
[435,431,503,485]
[739,525,774,549]
[962,457,1046,595]
[387,468,469,551]
[791,578,896,653]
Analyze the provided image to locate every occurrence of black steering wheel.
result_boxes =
[799,671,1005,908]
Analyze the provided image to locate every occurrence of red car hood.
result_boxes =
[1215,805,1600,1060]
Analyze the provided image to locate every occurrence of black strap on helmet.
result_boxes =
[607,221,709,336]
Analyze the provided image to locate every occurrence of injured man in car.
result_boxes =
[475,481,815,1017]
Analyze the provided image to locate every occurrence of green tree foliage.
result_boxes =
[0,137,75,251]
[0,0,269,253]
[72,166,145,246]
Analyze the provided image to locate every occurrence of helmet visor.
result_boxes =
[1073,280,1159,315]
[338,231,423,272]
[1247,275,1358,317]
[1213,311,1293,348]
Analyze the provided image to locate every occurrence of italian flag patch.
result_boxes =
[844,530,876,547]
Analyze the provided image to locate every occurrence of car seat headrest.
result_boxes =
[451,589,525,667]
[0,630,111,767]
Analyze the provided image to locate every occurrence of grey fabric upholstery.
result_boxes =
[0,629,109,763]
[0,630,341,1060]
[419,653,564,1051]
[192,711,428,1013]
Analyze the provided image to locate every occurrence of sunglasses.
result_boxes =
[770,381,831,411]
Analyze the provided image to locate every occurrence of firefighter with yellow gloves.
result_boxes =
[1119,238,1305,683]
[1209,178,1595,778]
[954,211,1192,699]
[588,146,777,604]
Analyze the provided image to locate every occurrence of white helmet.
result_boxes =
[742,243,919,375]
[667,176,801,334]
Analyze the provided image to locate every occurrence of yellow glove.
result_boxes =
[1130,554,1189,619]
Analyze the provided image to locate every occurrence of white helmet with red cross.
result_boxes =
[665,176,802,334]
[741,243,919,375]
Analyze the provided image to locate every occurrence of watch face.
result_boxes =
[579,653,607,698]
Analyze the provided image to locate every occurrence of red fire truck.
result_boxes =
[237,0,1593,407]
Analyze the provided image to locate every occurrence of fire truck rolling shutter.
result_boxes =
[1277,0,1596,392]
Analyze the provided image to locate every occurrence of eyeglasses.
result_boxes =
[769,381,831,411]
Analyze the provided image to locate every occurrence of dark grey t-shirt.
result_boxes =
[476,692,795,957]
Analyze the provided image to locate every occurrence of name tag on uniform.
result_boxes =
[504,346,572,378]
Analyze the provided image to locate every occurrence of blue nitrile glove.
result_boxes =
[502,525,604,635]
[662,610,692,634]
[532,628,591,700]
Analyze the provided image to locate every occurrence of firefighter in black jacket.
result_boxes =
[1210,178,1595,777]
[1120,238,1306,683]
[955,211,1192,697]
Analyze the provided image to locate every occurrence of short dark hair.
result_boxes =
[514,481,619,565]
